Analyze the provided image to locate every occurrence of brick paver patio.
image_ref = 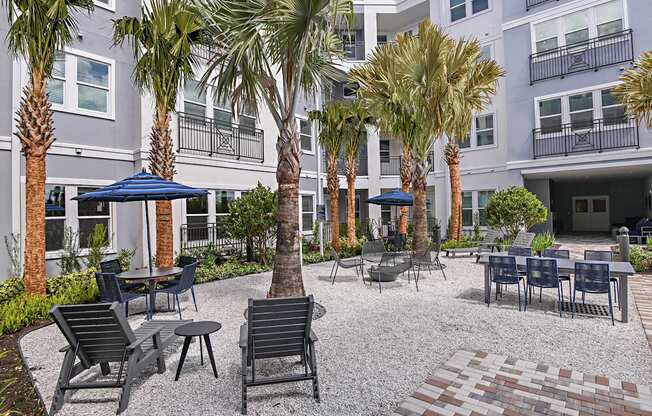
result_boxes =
[632,274,652,350]
[394,350,652,416]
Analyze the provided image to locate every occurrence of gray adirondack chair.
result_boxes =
[49,302,190,415]
[474,229,501,262]
[240,296,319,415]
[513,231,535,248]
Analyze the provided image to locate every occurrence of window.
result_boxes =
[299,118,313,152]
[480,45,492,61]
[450,0,488,23]
[459,134,471,149]
[380,140,390,163]
[45,185,66,252]
[475,114,494,146]
[186,195,208,229]
[239,102,256,131]
[533,0,624,53]
[536,85,628,134]
[301,194,315,233]
[184,79,207,119]
[377,34,388,45]
[46,50,114,118]
[462,192,473,226]
[355,194,361,220]
[381,205,392,224]
[93,0,114,10]
[215,190,234,216]
[77,187,111,249]
[477,190,493,226]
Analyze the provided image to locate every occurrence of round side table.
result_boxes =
[174,321,221,381]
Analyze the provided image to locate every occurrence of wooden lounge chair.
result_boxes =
[240,296,320,415]
[50,302,190,415]
[445,229,500,258]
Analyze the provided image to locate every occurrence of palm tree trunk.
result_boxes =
[445,141,462,241]
[269,124,304,298]
[16,72,55,295]
[326,155,341,252]
[345,156,357,246]
[399,142,411,235]
[149,108,175,268]
[411,161,429,254]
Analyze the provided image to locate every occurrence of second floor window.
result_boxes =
[299,118,313,152]
[380,140,390,163]
[450,0,489,23]
[533,0,624,53]
[459,114,495,149]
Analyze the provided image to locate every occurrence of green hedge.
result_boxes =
[194,260,271,284]
[629,246,652,273]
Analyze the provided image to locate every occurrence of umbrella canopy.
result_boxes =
[72,170,208,202]
[73,170,208,271]
[367,189,413,206]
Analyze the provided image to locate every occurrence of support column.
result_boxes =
[363,8,377,58]
[366,126,381,224]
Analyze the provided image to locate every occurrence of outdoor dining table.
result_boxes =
[477,252,636,322]
[116,267,183,320]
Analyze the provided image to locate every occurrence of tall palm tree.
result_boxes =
[308,102,349,253]
[113,0,206,268]
[398,140,411,235]
[197,0,352,297]
[341,100,370,246]
[352,20,503,253]
[614,51,652,128]
[3,0,94,294]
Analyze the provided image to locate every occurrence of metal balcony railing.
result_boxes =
[180,222,244,253]
[529,29,634,84]
[526,0,557,11]
[532,117,639,159]
[380,155,435,176]
[178,112,264,162]
[322,155,368,176]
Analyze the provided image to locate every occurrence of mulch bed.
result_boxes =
[1,323,49,416]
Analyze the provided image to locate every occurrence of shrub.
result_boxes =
[85,223,110,270]
[194,260,271,284]
[531,232,555,254]
[0,278,24,305]
[629,246,652,272]
[225,183,277,265]
[441,236,475,250]
[485,186,548,240]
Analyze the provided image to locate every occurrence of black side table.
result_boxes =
[174,321,221,381]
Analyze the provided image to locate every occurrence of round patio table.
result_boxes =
[117,267,183,320]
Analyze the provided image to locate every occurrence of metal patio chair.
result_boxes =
[240,296,320,415]
[584,250,619,308]
[573,262,614,325]
[543,248,571,302]
[488,255,526,311]
[329,248,364,284]
[525,257,564,317]
[153,262,199,320]
[95,272,148,317]
[99,259,142,292]
[513,231,536,248]
[49,302,189,414]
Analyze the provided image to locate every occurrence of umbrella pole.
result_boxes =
[145,201,153,272]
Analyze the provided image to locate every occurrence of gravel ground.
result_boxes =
[21,256,652,416]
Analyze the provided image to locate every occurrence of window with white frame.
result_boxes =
[533,0,624,53]
[47,51,114,118]
[462,190,494,227]
[381,205,392,224]
[186,195,208,227]
[77,187,111,249]
[44,185,114,253]
[459,113,495,149]
[536,86,627,134]
[380,140,390,163]
[299,118,313,152]
[215,190,235,224]
[462,192,473,226]
[480,44,492,61]
[183,79,207,119]
[93,0,114,10]
[300,194,315,233]
[450,0,489,23]
[183,79,255,129]
[477,190,494,226]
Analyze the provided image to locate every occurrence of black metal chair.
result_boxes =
[240,296,319,415]
[389,234,406,252]
[584,250,619,308]
[542,248,571,303]
[95,272,148,317]
[153,262,198,320]
[99,259,142,292]
[508,246,532,257]
[573,262,614,325]
[525,257,563,316]
[329,248,364,285]
[361,240,386,265]
[488,256,525,311]
[49,302,189,414]
[409,250,447,291]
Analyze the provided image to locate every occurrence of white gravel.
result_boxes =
[21,257,652,416]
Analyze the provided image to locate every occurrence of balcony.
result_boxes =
[526,0,557,11]
[380,155,435,176]
[529,30,634,84]
[178,112,264,162]
[532,118,639,159]
[322,155,368,176]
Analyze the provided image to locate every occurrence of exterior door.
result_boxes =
[572,196,610,232]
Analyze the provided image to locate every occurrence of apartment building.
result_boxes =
[0,0,651,277]
[333,0,652,237]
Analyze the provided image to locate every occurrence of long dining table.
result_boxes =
[477,252,636,322]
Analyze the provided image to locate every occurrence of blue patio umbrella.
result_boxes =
[73,170,208,271]
[367,189,413,206]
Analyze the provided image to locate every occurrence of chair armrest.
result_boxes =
[239,324,248,349]
[127,327,162,351]
[309,330,318,343]
[59,345,71,353]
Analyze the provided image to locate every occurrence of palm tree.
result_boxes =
[352,20,503,253]
[614,51,652,128]
[113,0,206,268]
[398,140,411,235]
[3,0,94,294]
[197,0,352,297]
[308,102,349,253]
[341,100,370,246]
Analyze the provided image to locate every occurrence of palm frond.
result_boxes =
[614,51,652,128]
